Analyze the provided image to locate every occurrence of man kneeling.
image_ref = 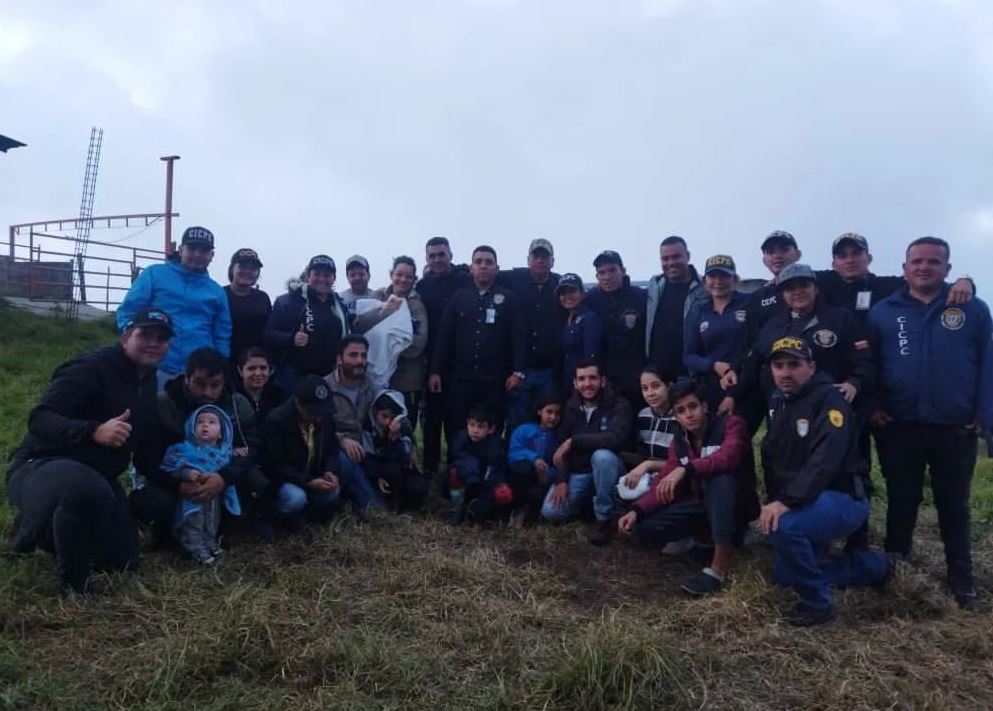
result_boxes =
[760,337,888,626]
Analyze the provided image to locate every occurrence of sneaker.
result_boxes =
[446,508,466,526]
[587,519,613,546]
[953,586,980,611]
[785,606,836,627]
[681,569,724,597]
[199,555,217,567]
[661,537,695,555]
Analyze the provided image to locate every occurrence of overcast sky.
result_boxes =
[2,0,992,299]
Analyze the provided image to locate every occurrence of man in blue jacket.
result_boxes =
[868,236,993,610]
[118,226,232,389]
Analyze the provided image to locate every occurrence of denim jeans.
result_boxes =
[541,449,622,522]
[338,452,385,511]
[506,368,557,432]
[274,482,339,517]
[769,490,887,613]
[636,472,738,546]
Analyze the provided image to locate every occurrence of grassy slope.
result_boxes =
[1,299,992,710]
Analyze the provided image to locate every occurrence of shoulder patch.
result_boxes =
[493,293,505,305]
[812,329,838,348]
[828,409,844,428]
[734,309,747,323]
[940,307,965,331]
[699,320,710,333]
[796,418,809,438]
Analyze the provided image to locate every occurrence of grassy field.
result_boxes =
[1,299,992,710]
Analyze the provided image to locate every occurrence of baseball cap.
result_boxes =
[345,255,370,271]
[704,254,736,276]
[295,375,334,414]
[230,248,262,267]
[832,232,869,254]
[181,226,214,248]
[593,250,624,268]
[770,336,813,361]
[777,262,817,288]
[528,238,554,257]
[555,272,584,294]
[123,308,174,336]
[761,230,798,252]
[306,254,336,272]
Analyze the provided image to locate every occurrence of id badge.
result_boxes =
[485,308,497,324]
[856,290,872,310]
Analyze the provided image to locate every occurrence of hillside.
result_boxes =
[1,299,991,710]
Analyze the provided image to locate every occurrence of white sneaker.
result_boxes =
[661,537,695,555]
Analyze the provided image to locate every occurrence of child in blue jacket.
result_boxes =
[508,392,562,524]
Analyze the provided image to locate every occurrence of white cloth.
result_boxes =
[616,473,654,501]
[355,298,413,388]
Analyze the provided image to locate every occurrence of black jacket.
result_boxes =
[496,268,565,371]
[224,285,273,362]
[814,270,904,328]
[9,345,157,481]
[265,282,348,377]
[585,279,647,392]
[430,285,526,381]
[260,399,341,487]
[447,430,507,482]
[742,282,781,347]
[761,373,866,507]
[733,299,874,406]
[415,265,472,365]
[555,386,633,480]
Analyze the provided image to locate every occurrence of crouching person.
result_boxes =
[760,337,888,627]
[260,375,341,529]
[617,379,759,595]
[542,360,633,545]
[447,406,512,525]
[507,393,562,525]
[362,390,427,513]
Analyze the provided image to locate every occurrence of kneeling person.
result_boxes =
[362,391,427,513]
[447,406,512,525]
[760,337,888,626]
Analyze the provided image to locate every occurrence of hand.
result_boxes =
[714,361,732,377]
[869,409,893,429]
[307,477,334,492]
[717,396,735,416]
[322,471,340,490]
[720,370,738,389]
[654,467,686,504]
[190,474,225,503]
[552,439,572,470]
[617,510,638,535]
[341,438,365,463]
[387,418,402,441]
[293,326,309,348]
[947,278,974,305]
[92,409,132,447]
[760,501,790,534]
[377,478,392,494]
[835,382,858,403]
[187,469,205,484]
[382,295,403,315]
[505,373,523,391]
[549,482,569,507]
[623,463,648,489]
[428,375,442,393]
[534,458,548,475]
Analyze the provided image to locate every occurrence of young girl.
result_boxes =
[161,405,241,565]
[617,367,678,500]
[507,392,562,524]
[235,347,288,420]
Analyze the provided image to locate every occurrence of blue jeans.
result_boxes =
[636,473,738,546]
[274,482,339,517]
[506,368,556,432]
[541,449,622,522]
[338,452,385,511]
[769,490,887,613]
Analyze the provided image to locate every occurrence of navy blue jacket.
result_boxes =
[585,279,647,394]
[561,305,602,390]
[496,268,565,371]
[683,291,751,375]
[868,283,993,429]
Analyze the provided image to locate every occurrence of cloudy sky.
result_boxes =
[2,0,992,299]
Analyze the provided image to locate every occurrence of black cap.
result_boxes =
[230,248,262,267]
[555,273,584,295]
[295,375,334,414]
[593,250,624,268]
[181,226,214,248]
[704,254,736,276]
[760,230,797,252]
[123,308,174,336]
[306,254,336,272]
[770,336,813,361]
[832,232,869,254]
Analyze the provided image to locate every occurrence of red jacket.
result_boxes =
[631,414,758,523]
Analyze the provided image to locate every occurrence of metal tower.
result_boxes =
[68,126,103,321]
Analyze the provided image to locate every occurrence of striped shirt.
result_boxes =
[637,406,677,461]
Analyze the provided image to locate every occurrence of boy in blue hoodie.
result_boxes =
[362,390,427,513]
[447,405,511,525]
[508,392,562,524]
[160,404,241,564]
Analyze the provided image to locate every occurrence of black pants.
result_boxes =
[509,460,551,518]
[364,458,428,512]
[875,421,977,589]
[444,378,507,444]
[422,390,445,473]
[635,473,739,547]
[7,458,140,592]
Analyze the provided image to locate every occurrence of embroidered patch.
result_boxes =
[622,310,638,330]
[812,329,838,348]
[828,409,844,428]
[314,384,329,400]
[493,293,505,305]
[796,419,809,438]
[941,307,965,331]
[699,321,710,333]
[735,309,747,323]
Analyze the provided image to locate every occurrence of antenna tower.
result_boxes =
[68,126,103,321]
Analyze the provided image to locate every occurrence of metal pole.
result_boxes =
[160,155,180,256]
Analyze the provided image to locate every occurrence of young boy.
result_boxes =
[362,390,426,513]
[508,393,562,524]
[447,405,511,525]
[160,405,241,564]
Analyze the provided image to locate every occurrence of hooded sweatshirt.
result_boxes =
[265,277,349,377]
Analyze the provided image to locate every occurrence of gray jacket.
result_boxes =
[644,266,707,357]
[324,368,378,443]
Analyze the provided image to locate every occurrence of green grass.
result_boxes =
[1,297,992,710]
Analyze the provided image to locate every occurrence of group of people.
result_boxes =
[5,225,991,627]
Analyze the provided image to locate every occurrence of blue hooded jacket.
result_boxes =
[117,259,232,375]
[868,283,993,429]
